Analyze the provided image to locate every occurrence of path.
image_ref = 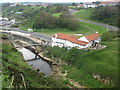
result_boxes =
[78,19,119,31]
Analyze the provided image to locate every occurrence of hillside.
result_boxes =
[1,34,71,88]
[44,31,119,88]
[74,8,93,20]
[74,6,119,27]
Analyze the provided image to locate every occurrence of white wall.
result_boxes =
[85,41,93,48]
[65,40,74,47]
[52,37,65,47]
[52,37,101,49]
[94,37,101,43]
[73,43,85,49]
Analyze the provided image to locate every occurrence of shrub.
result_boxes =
[101,31,119,41]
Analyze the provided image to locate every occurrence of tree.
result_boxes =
[58,12,79,30]
[72,2,77,6]
[92,1,101,6]
[33,11,57,29]
[91,6,118,26]
[55,4,68,13]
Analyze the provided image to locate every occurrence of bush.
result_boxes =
[1,34,8,39]
[91,6,118,27]
[33,11,57,29]
[59,12,79,30]
[101,31,119,41]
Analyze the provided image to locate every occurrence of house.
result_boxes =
[78,2,98,8]
[99,1,119,6]
[0,17,9,21]
[52,33,101,49]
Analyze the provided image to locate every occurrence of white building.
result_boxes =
[52,33,101,49]
[0,17,9,21]
[83,4,97,8]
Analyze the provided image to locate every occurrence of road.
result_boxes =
[69,9,119,31]
[9,27,52,42]
[78,19,119,31]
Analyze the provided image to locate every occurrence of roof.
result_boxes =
[99,2,119,5]
[53,33,88,46]
[84,33,100,42]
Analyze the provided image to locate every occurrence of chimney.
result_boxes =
[96,31,98,33]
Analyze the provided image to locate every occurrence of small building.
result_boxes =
[52,33,101,49]
[79,2,98,8]
[0,17,9,21]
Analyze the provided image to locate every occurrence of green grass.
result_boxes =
[35,22,106,36]
[74,8,93,20]
[44,39,118,88]
[20,21,106,37]
[0,75,1,89]
[33,26,93,36]
[61,65,111,88]
[79,22,107,35]
[52,13,61,18]
[1,42,71,88]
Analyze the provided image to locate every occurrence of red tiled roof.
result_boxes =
[99,2,119,5]
[84,33,100,42]
[53,33,88,46]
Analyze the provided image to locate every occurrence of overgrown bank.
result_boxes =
[1,34,72,88]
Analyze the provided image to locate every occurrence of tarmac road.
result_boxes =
[7,27,52,42]
[78,19,119,31]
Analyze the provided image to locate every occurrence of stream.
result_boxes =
[18,48,52,76]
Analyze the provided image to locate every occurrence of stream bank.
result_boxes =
[12,40,85,88]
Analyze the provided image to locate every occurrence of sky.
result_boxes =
[1,0,112,3]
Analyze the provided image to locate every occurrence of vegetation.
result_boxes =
[22,11,79,31]
[44,31,119,88]
[58,12,79,30]
[33,11,57,29]
[91,6,119,27]
[74,6,119,27]
[2,5,43,21]
[101,30,119,41]
[52,12,62,18]
[79,22,107,35]
[74,8,93,20]
[20,21,106,36]
[1,36,72,88]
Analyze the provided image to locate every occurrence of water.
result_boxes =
[18,48,39,60]
[18,48,52,76]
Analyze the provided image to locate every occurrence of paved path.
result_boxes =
[78,19,119,31]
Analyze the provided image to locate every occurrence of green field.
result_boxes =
[20,21,107,37]
[52,13,61,18]
[74,8,93,20]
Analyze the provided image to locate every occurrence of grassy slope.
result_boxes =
[45,40,118,88]
[1,42,70,88]
[67,41,118,88]
[20,21,106,36]
[52,13,62,18]
[74,8,93,20]
[20,8,106,36]
[20,24,93,36]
